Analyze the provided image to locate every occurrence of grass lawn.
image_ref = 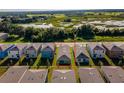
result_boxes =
[31,54,41,69]
[64,36,124,42]
[86,47,95,67]
[0,67,8,77]
[94,36,124,42]
[0,58,18,66]
[70,47,79,82]
[52,47,58,66]
[15,55,25,66]
[0,34,29,43]
[70,47,75,66]
[0,56,9,66]
[104,54,115,66]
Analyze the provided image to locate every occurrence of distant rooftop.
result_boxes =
[0,33,8,36]
[19,23,53,29]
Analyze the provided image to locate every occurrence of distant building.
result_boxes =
[8,44,27,59]
[51,69,76,83]
[41,43,55,59]
[20,23,53,29]
[78,67,104,83]
[102,43,124,59]
[0,33,8,40]
[101,66,124,83]
[57,45,71,65]
[87,43,106,59]
[0,18,3,22]
[74,44,89,64]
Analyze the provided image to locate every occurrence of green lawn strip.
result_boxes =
[70,47,76,66]
[89,57,95,67]
[48,66,54,83]
[70,47,79,83]
[0,66,8,77]
[104,54,115,66]
[31,54,41,69]
[15,55,25,66]
[0,56,9,66]
[86,47,95,67]
[52,47,58,67]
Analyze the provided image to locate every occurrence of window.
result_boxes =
[78,59,81,62]
[60,60,64,64]
[103,50,104,53]
[17,54,19,58]
[93,54,96,58]
[27,54,29,58]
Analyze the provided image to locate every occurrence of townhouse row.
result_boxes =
[0,42,124,65]
[1,66,124,83]
[0,43,54,59]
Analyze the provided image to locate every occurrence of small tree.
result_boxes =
[10,59,13,65]
[98,61,103,66]
[30,59,33,66]
[118,60,122,66]
[47,59,51,67]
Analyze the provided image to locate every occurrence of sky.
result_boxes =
[0,0,124,9]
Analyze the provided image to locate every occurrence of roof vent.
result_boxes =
[60,76,67,80]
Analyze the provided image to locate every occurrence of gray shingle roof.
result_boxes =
[57,45,71,60]
[0,66,28,83]
[119,44,124,50]
[0,44,13,51]
[51,69,76,83]
[88,43,105,50]
[19,69,48,83]
[78,67,105,83]
[101,66,124,83]
[26,43,41,51]
[42,43,55,51]
[10,43,27,51]
[102,43,121,51]
[74,44,89,58]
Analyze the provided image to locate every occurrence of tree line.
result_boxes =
[0,21,124,42]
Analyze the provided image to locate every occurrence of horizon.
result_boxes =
[0,9,124,12]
